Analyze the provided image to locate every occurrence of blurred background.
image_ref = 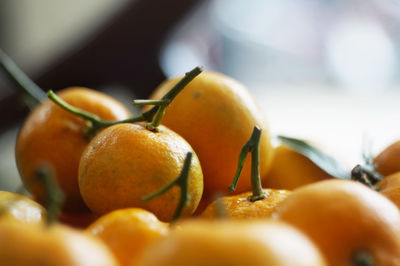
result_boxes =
[1,0,400,190]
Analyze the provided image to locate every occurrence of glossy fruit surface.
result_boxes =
[201,189,290,219]
[79,123,203,222]
[263,144,332,190]
[137,219,326,266]
[148,71,273,198]
[86,208,168,266]
[0,190,46,223]
[373,141,400,176]
[0,217,118,266]
[275,179,400,266]
[16,87,131,213]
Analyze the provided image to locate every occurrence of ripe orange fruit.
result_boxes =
[200,126,289,220]
[275,179,400,266]
[16,87,131,213]
[0,190,46,224]
[147,71,273,198]
[263,144,332,190]
[79,123,203,222]
[86,208,168,266]
[201,188,290,219]
[375,171,400,210]
[201,126,290,220]
[373,141,400,176]
[0,216,118,266]
[137,219,326,266]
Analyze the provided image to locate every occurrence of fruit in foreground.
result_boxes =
[137,219,326,266]
[0,190,46,224]
[86,208,168,266]
[79,123,203,221]
[275,179,400,266]
[0,217,118,266]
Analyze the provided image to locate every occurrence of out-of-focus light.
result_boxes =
[326,17,396,92]
[160,41,207,78]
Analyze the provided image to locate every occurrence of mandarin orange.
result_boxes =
[137,219,326,266]
[201,126,290,219]
[275,179,400,266]
[201,188,290,219]
[16,87,131,213]
[87,208,168,266]
[147,71,273,198]
[0,216,118,266]
[0,190,46,224]
[79,123,203,222]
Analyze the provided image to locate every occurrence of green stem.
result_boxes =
[152,66,202,106]
[133,99,169,106]
[228,137,253,191]
[351,164,382,189]
[228,126,267,201]
[46,66,203,138]
[142,152,193,222]
[33,166,65,225]
[145,66,202,131]
[249,127,265,201]
[146,105,166,132]
[48,89,147,138]
[0,48,46,107]
[47,90,101,122]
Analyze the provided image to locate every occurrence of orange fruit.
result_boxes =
[263,144,332,190]
[275,179,400,266]
[376,171,400,210]
[0,216,118,266]
[201,189,290,219]
[0,190,46,224]
[86,208,168,266]
[79,123,203,222]
[137,219,326,266]
[201,125,289,219]
[373,141,400,176]
[147,71,273,198]
[16,87,131,213]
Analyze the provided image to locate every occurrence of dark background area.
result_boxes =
[0,0,201,132]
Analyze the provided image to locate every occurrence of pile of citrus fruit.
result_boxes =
[2,49,400,266]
